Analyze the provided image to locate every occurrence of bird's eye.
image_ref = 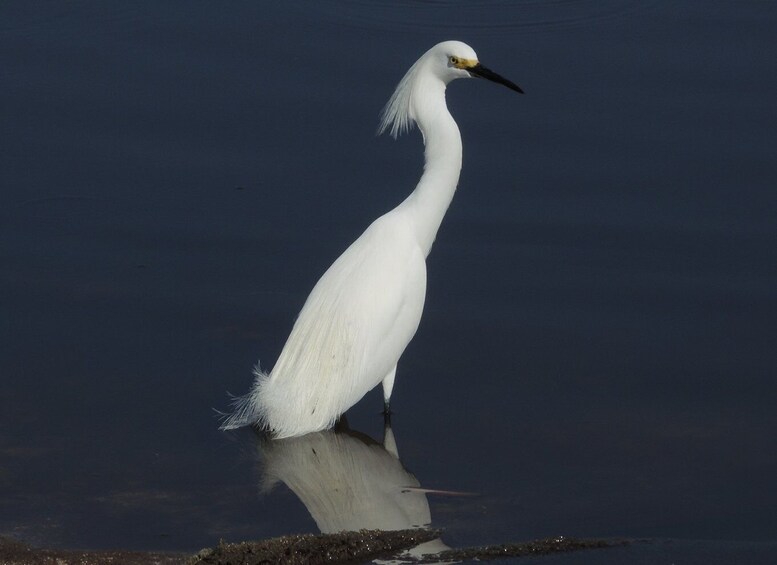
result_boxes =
[449,56,458,65]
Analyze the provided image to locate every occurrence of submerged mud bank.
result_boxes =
[191,530,624,564]
[190,529,441,564]
[423,535,625,562]
[1,530,625,564]
[0,535,186,564]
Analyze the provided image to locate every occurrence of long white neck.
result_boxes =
[399,75,462,257]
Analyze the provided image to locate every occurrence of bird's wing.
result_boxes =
[266,213,426,427]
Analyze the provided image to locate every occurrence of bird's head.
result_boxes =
[378,40,522,138]
[430,40,523,93]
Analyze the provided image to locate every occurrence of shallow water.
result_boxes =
[1,0,776,560]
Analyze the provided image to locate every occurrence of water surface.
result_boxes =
[1,1,776,561]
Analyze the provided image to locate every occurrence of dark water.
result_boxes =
[2,1,776,561]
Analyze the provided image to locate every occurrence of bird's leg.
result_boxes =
[381,365,397,416]
[383,415,399,459]
[383,403,393,430]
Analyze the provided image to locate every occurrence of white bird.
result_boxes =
[221,40,522,438]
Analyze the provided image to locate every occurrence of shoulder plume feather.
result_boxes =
[377,57,423,139]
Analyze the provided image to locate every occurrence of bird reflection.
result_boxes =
[254,418,451,562]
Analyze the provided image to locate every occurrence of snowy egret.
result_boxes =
[221,41,522,438]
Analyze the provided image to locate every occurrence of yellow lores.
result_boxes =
[449,56,478,69]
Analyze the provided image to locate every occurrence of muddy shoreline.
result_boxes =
[1,530,624,564]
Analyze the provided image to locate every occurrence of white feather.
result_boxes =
[377,56,422,139]
[222,213,426,438]
[221,41,499,438]
[256,429,432,532]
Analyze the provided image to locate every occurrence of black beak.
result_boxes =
[468,63,524,94]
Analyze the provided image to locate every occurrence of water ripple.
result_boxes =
[290,0,656,35]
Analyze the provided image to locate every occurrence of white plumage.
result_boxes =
[221,41,522,438]
[256,427,432,532]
